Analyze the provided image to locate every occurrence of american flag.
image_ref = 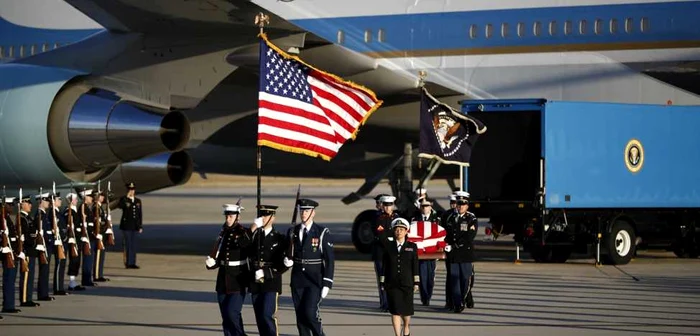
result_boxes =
[257,36,382,161]
[408,220,447,259]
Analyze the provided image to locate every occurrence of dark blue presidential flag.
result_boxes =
[418,87,487,166]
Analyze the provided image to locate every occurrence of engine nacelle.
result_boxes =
[104,151,193,197]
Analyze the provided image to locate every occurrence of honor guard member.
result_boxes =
[92,191,109,282]
[2,197,22,314]
[64,193,85,291]
[373,195,399,312]
[79,189,96,287]
[410,198,440,306]
[51,193,69,295]
[441,193,458,310]
[119,182,143,269]
[284,198,335,336]
[249,204,289,336]
[35,193,55,302]
[205,204,252,336]
[374,193,390,211]
[19,194,40,307]
[442,191,477,313]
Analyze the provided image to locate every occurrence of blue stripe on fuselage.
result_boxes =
[0,16,103,48]
[289,2,700,55]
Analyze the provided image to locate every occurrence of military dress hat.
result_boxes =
[454,190,470,204]
[35,192,51,202]
[379,195,396,205]
[79,189,93,198]
[21,195,32,203]
[65,192,78,202]
[374,193,390,202]
[3,197,16,204]
[449,194,457,202]
[391,217,410,230]
[297,198,319,209]
[53,192,61,198]
[126,182,136,190]
[223,204,243,215]
[258,204,278,216]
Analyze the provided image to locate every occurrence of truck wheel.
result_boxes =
[551,246,573,263]
[530,245,553,263]
[603,221,636,265]
[351,209,376,254]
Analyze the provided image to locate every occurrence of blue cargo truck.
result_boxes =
[461,99,700,265]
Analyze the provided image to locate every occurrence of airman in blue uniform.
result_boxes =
[410,198,440,306]
[285,198,335,336]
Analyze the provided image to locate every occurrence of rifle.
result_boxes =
[93,181,105,251]
[36,187,49,265]
[16,188,28,273]
[80,188,92,256]
[288,184,301,258]
[1,186,16,269]
[209,197,241,260]
[52,182,66,260]
[105,181,115,246]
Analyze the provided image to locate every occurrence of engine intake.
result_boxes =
[105,151,193,196]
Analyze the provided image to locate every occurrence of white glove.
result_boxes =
[1,247,10,253]
[321,286,330,299]
[283,257,294,267]
[205,257,216,268]
[20,234,25,242]
[255,269,265,280]
[105,229,113,234]
[444,245,452,252]
[68,238,76,244]
[96,234,103,240]
[81,237,89,243]
[18,252,25,260]
[54,240,62,246]
[254,217,263,226]
[36,244,46,252]
[107,215,112,221]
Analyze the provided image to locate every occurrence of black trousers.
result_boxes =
[291,286,325,336]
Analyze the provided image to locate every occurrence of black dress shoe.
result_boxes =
[54,291,69,296]
[38,296,55,301]
[2,308,21,313]
[466,292,474,309]
[20,302,40,307]
[68,286,86,291]
[127,265,140,269]
[94,277,110,282]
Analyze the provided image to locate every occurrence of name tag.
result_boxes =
[460,223,468,231]
[405,247,414,252]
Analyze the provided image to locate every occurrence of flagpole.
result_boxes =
[255,12,270,218]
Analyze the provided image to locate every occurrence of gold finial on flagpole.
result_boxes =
[418,70,428,87]
[255,12,270,35]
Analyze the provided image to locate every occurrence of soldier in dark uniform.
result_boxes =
[442,191,477,313]
[372,195,399,312]
[51,193,69,295]
[35,193,55,302]
[64,192,85,291]
[249,204,289,336]
[205,204,251,336]
[92,191,109,282]
[285,198,334,336]
[2,197,21,314]
[410,198,440,306]
[79,189,96,287]
[18,194,40,307]
[379,217,419,336]
[118,182,143,269]
[440,193,457,310]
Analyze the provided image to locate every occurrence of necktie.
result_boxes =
[302,228,308,246]
[397,243,402,252]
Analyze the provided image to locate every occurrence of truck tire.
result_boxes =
[603,221,636,265]
[351,209,377,254]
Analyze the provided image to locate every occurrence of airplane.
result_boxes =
[1,0,699,252]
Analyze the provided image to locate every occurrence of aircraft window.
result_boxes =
[640,17,650,32]
[501,23,509,38]
[377,29,385,43]
[579,20,588,34]
[517,22,525,37]
[0,46,3,58]
[564,21,572,35]
[485,24,493,38]
[364,30,372,43]
[54,43,60,49]
[30,45,36,56]
[19,45,25,58]
[549,21,557,36]
[469,24,478,39]
[337,31,344,44]
[42,43,49,52]
[594,19,603,35]
[624,18,633,33]
[8,46,13,58]
[609,19,618,34]
[533,21,542,36]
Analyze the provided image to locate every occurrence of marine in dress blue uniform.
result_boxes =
[206,204,252,336]
[119,182,142,269]
[285,199,335,336]
[64,192,86,291]
[18,195,40,307]
[410,199,440,306]
[50,193,69,295]
[442,191,477,313]
[249,205,289,336]
[2,197,22,314]
[35,193,55,301]
[372,195,399,312]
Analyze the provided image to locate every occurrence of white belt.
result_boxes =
[10,237,16,241]
[221,259,249,267]
[76,228,82,232]
[46,230,53,234]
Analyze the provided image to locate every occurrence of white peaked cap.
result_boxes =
[223,204,244,214]
[454,191,470,198]
[65,193,78,201]
[415,188,427,195]
[379,195,396,203]
[4,197,15,203]
[79,189,93,197]
[34,192,50,200]
[391,217,410,229]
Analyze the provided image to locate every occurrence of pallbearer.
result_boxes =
[205,204,251,336]
[249,204,289,336]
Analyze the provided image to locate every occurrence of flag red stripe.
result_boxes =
[259,99,330,127]
[310,82,366,125]
[258,117,338,144]
[311,70,375,112]
[310,89,357,135]
[258,133,337,158]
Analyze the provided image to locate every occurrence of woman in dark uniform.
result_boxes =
[379,217,419,336]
